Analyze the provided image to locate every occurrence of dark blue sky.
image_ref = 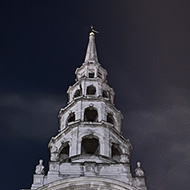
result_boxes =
[1,1,190,189]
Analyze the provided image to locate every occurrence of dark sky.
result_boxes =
[1,0,190,189]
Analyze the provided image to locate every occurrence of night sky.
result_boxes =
[1,1,190,190]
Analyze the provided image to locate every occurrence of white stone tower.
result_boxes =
[22,30,147,190]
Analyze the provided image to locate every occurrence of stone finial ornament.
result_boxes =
[35,159,45,175]
[120,154,129,163]
[135,162,145,177]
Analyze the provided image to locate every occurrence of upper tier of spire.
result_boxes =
[84,31,99,63]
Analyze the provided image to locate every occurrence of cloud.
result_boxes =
[121,86,190,190]
[0,93,67,140]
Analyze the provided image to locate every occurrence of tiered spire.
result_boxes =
[24,28,148,190]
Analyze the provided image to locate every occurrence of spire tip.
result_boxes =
[84,26,99,63]
[90,26,98,36]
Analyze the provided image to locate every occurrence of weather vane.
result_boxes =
[90,26,98,35]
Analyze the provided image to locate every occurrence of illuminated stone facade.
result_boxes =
[21,31,147,190]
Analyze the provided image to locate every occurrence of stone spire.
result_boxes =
[23,30,148,190]
[84,28,98,63]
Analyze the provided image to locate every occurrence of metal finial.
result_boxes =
[90,26,98,35]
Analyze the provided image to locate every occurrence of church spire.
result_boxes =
[24,29,148,190]
[84,26,99,63]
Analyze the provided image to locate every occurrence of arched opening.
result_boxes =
[73,89,81,98]
[107,113,114,125]
[89,73,95,78]
[111,143,122,161]
[86,85,96,95]
[81,136,99,154]
[84,107,98,122]
[67,112,75,123]
[59,143,69,162]
[102,90,108,98]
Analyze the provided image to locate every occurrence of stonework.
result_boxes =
[21,31,147,190]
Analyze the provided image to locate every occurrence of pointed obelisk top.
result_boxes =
[84,26,99,63]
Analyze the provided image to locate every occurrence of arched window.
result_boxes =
[67,112,75,123]
[102,90,108,98]
[74,89,81,98]
[84,107,98,122]
[111,143,122,162]
[81,135,99,154]
[59,142,69,162]
[107,113,114,125]
[86,85,96,95]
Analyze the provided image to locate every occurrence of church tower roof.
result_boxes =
[22,29,148,190]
